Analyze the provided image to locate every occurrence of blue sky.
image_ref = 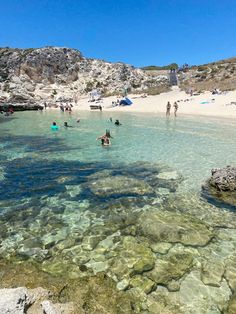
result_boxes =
[0,0,235,67]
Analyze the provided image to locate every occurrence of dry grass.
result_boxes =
[180,77,236,92]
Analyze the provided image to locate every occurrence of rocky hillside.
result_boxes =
[0,47,169,104]
[178,57,236,92]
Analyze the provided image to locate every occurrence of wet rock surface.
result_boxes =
[203,166,236,207]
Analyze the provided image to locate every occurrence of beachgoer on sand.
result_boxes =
[174,102,178,117]
[166,102,171,116]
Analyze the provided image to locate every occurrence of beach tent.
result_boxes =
[119,97,133,106]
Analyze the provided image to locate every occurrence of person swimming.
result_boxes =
[64,122,73,128]
[51,122,59,130]
[114,119,122,126]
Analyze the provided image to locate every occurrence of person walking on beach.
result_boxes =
[174,102,178,117]
[166,102,171,117]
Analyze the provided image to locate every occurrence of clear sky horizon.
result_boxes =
[0,0,236,67]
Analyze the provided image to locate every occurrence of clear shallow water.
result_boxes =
[1,110,236,192]
[1,110,236,312]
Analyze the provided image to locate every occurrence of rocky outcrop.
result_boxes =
[0,104,43,111]
[202,166,236,207]
[0,47,169,103]
[0,287,74,314]
[178,57,236,92]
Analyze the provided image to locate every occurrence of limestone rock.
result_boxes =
[157,171,179,180]
[129,275,155,294]
[41,300,74,314]
[109,236,155,280]
[138,210,214,246]
[225,254,236,292]
[203,166,236,207]
[228,293,236,314]
[201,259,224,287]
[146,249,194,286]
[0,46,170,104]
[177,271,231,314]
[89,175,154,197]
[0,287,29,314]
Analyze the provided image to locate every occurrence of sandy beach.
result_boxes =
[74,87,236,118]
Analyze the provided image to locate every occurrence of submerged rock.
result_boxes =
[177,270,231,314]
[0,166,5,181]
[129,275,155,294]
[89,175,154,197]
[203,166,236,207]
[146,248,194,287]
[138,210,214,246]
[109,236,155,280]
[201,259,225,287]
[228,293,236,314]
[225,254,236,292]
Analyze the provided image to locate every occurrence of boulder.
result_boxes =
[0,287,74,314]
[0,287,29,314]
[202,166,236,207]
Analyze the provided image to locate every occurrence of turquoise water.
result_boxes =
[1,110,236,311]
[1,110,236,192]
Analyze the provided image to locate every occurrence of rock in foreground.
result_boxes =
[202,166,236,207]
[0,287,74,314]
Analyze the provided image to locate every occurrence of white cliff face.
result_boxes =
[0,47,169,103]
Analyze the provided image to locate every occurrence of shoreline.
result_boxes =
[69,88,236,119]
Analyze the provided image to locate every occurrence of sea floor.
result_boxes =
[0,111,236,313]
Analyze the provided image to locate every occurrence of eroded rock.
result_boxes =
[203,166,236,207]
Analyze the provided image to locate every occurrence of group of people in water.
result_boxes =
[166,101,178,117]
[50,121,76,130]
[50,117,122,147]
[0,107,14,116]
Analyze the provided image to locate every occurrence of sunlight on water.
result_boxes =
[0,110,236,312]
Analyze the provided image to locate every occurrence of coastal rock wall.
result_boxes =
[0,47,169,103]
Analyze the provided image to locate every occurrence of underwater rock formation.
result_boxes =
[138,210,214,246]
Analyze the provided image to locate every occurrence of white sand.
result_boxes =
[73,87,236,118]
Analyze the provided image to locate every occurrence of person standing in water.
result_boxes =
[97,130,112,146]
[51,122,59,130]
[166,102,171,117]
[174,102,178,117]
